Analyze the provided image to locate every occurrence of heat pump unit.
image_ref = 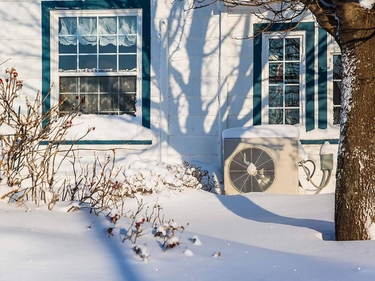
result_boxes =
[223,125,302,195]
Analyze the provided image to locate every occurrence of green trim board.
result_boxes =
[300,139,338,145]
[253,22,316,131]
[41,0,151,132]
[253,30,262,126]
[318,28,328,129]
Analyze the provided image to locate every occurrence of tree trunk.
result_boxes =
[334,3,375,240]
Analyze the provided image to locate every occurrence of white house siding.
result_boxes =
[153,1,222,164]
[225,12,255,129]
[0,1,42,113]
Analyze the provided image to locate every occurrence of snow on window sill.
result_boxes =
[63,114,153,141]
[297,125,340,144]
[59,68,137,73]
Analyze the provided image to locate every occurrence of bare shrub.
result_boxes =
[0,67,91,207]
[183,161,219,193]
[63,150,126,214]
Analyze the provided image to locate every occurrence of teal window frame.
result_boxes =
[253,22,328,131]
[41,0,151,145]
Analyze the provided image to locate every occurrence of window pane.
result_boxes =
[285,38,300,61]
[99,55,117,70]
[80,77,98,92]
[79,42,97,53]
[100,94,119,111]
[119,55,137,71]
[120,76,136,92]
[333,107,341,125]
[59,94,77,112]
[60,77,78,93]
[285,109,299,125]
[269,109,283,124]
[99,17,117,34]
[333,81,341,106]
[269,39,283,61]
[119,94,136,113]
[79,55,97,70]
[81,94,98,113]
[59,56,77,71]
[99,39,117,53]
[333,56,342,79]
[269,86,283,107]
[59,43,77,54]
[79,17,97,35]
[119,38,137,53]
[285,86,299,107]
[285,62,299,83]
[119,16,137,34]
[100,77,118,92]
[59,17,77,34]
[269,63,283,83]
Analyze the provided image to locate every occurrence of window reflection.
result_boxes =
[268,36,301,125]
[269,39,283,61]
[285,63,299,83]
[269,86,283,107]
[285,38,300,61]
[269,63,283,83]
[285,86,299,107]
[333,55,342,125]
[59,76,137,115]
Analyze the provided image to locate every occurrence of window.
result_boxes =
[333,55,342,125]
[254,23,313,129]
[51,10,142,116]
[265,36,304,125]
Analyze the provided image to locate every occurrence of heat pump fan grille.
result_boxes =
[228,146,276,193]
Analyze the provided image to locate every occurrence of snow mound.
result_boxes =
[121,158,204,195]
[184,248,194,256]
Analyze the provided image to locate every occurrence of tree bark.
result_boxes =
[334,3,375,240]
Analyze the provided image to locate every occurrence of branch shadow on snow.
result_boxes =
[81,210,143,281]
[215,193,335,241]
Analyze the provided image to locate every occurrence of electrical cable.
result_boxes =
[299,160,332,194]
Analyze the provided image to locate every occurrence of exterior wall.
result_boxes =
[0,0,158,159]
[0,1,42,108]
[0,0,339,193]
[225,12,254,128]
[153,1,222,164]
[0,0,223,164]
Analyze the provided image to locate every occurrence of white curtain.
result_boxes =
[59,16,137,47]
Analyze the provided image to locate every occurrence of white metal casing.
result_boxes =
[223,125,303,195]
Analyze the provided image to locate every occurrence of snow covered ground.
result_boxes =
[1,186,375,281]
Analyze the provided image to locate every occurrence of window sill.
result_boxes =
[60,114,153,143]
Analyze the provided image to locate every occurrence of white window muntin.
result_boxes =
[50,9,142,117]
[261,32,306,126]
